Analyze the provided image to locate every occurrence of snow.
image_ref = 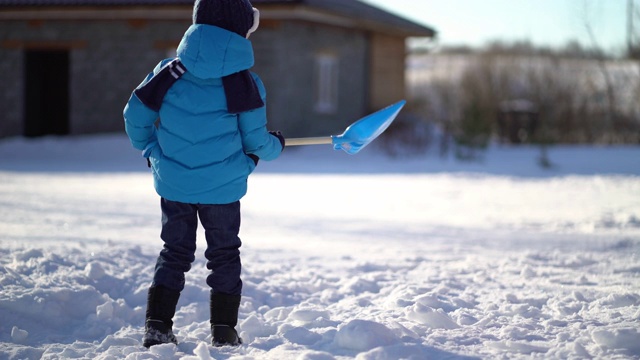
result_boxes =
[0,134,639,360]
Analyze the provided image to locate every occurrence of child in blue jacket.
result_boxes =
[123,0,284,348]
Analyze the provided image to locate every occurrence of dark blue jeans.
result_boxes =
[152,198,243,296]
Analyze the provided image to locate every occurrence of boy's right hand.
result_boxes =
[269,131,285,150]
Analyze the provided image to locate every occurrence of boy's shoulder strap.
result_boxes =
[134,58,187,112]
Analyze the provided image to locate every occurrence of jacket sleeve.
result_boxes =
[237,74,283,161]
[123,61,167,151]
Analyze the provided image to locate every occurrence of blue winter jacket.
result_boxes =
[124,24,283,204]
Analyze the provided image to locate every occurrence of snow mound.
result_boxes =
[592,328,640,355]
[335,320,398,351]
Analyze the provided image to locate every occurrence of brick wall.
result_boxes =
[0,19,188,138]
[252,21,368,137]
[0,22,25,137]
[0,18,370,139]
[71,20,188,134]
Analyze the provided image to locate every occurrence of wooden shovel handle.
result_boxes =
[285,137,333,146]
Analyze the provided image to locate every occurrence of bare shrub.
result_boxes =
[407,43,640,149]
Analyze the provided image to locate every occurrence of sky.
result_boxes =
[361,0,631,54]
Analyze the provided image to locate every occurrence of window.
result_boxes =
[314,53,338,114]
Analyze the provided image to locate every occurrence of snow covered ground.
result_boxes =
[0,134,639,360]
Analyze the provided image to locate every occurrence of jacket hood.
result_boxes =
[177,24,255,79]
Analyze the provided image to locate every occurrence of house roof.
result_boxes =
[0,0,195,3]
[0,0,436,38]
[296,0,435,37]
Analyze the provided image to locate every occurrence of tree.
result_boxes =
[628,0,640,59]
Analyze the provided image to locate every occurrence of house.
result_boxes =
[0,0,435,138]
[497,99,539,144]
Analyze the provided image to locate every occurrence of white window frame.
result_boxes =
[314,53,339,114]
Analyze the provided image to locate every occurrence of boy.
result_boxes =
[123,0,284,348]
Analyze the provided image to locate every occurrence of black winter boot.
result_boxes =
[210,292,242,347]
[143,285,180,348]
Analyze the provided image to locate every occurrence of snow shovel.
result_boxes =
[285,100,406,155]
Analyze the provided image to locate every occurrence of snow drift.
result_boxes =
[0,134,639,359]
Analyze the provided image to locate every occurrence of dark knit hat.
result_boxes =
[193,0,255,37]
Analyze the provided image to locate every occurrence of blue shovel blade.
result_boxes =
[332,100,406,154]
